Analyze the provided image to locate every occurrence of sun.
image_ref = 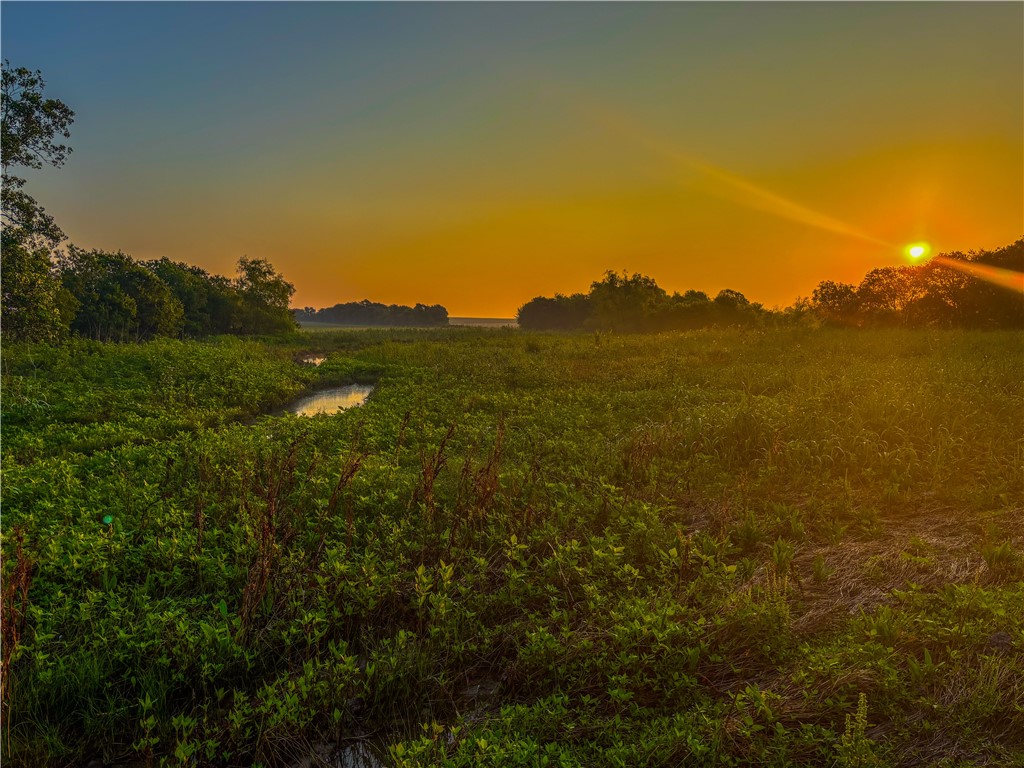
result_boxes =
[906,243,929,260]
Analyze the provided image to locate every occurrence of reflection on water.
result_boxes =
[335,743,386,768]
[287,741,386,768]
[284,385,374,416]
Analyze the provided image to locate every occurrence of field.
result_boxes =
[2,328,1022,767]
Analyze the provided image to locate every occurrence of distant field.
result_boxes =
[298,320,446,331]
[299,318,516,330]
[449,317,517,328]
[2,328,1021,766]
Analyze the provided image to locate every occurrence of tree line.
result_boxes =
[517,271,769,331]
[5,237,298,343]
[518,240,1023,332]
[808,239,1023,329]
[295,300,448,327]
[2,62,299,342]
[61,251,297,341]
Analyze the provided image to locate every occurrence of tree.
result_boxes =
[1,237,76,341]
[713,288,750,308]
[1,61,75,340]
[234,257,297,334]
[1,61,74,248]
[650,289,710,330]
[517,293,591,330]
[856,266,923,324]
[1,63,74,170]
[710,288,758,326]
[811,280,859,325]
[588,270,667,331]
[62,248,184,341]
[956,239,1024,328]
[146,257,224,336]
[678,289,710,304]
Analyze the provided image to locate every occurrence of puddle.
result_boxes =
[282,385,374,416]
[289,741,387,768]
[336,743,386,768]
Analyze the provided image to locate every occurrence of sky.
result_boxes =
[3,2,1021,317]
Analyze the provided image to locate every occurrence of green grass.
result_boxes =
[2,328,1022,766]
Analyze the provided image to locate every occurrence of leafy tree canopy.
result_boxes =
[517,271,763,332]
[809,238,1023,328]
[1,61,76,340]
[1,61,74,171]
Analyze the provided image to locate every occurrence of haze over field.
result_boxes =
[2,2,1021,315]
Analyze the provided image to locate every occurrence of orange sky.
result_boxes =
[6,3,1022,316]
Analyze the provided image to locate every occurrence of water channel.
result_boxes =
[281,384,374,416]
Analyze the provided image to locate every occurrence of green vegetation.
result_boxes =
[3,327,1022,766]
